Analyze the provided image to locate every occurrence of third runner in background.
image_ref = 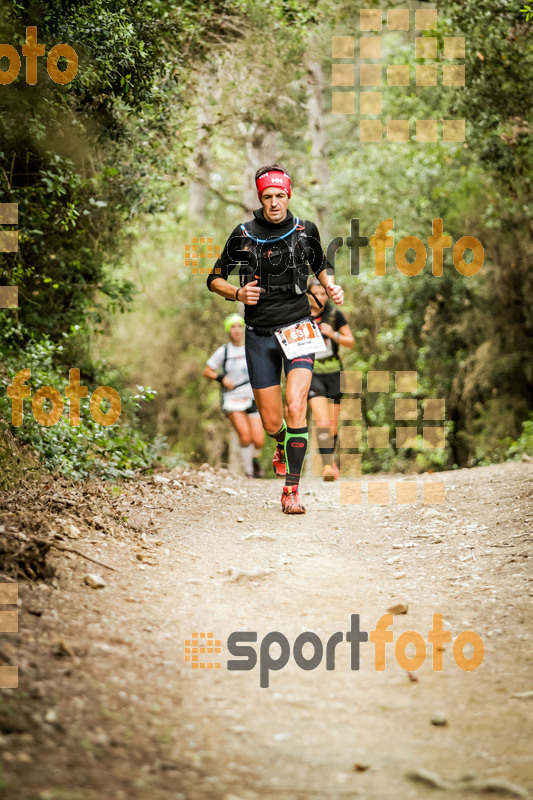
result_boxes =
[307,279,354,481]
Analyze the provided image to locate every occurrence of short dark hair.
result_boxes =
[255,163,290,181]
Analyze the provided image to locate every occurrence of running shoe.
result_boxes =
[322,464,335,481]
[272,445,286,478]
[253,457,265,479]
[281,485,306,514]
[322,463,340,482]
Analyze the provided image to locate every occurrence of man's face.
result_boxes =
[260,187,289,223]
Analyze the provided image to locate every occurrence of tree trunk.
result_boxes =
[305,50,329,238]
[241,123,280,217]
[189,71,213,222]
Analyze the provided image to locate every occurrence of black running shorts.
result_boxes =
[308,370,342,404]
[245,326,315,389]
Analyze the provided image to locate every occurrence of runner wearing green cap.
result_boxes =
[203,313,264,478]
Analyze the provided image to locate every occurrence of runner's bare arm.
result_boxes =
[209,277,263,306]
[203,364,235,390]
[316,269,344,305]
[336,322,354,349]
[319,321,352,348]
[203,365,219,380]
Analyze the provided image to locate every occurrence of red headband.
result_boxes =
[256,170,291,200]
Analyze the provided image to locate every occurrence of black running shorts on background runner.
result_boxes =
[308,371,342,404]
[245,325,315,389]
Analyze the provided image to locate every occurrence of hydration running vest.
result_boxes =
[237,217,310,296]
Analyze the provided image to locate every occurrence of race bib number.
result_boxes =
[275,319,327,359]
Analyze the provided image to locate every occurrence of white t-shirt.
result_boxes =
[207,342,254,412]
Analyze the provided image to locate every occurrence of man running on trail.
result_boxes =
[206,164,343,514]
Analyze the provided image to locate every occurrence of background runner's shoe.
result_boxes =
[253,457,265,479]
[322,464,335,481]
[281,485,306,514]
[322,463,339,482]
[272,445,286,477]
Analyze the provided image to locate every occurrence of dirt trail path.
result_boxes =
[2,461,533,800]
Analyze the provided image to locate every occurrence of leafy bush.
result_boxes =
[505,415,533,461]
[0,334,160,479]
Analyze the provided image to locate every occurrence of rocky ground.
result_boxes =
[0,460,532,800]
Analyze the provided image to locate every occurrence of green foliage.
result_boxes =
[0,0,176,344]
[0,334,160,479]
[0,0,252,477]
[1,0,532,477]
[505,414,533,459]
[0,0,250,347]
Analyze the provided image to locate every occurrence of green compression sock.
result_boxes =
[285,426,309,487]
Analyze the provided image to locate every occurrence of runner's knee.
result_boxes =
[286,397,307,420]
[252,432,264,449]
[262,416,284,436]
